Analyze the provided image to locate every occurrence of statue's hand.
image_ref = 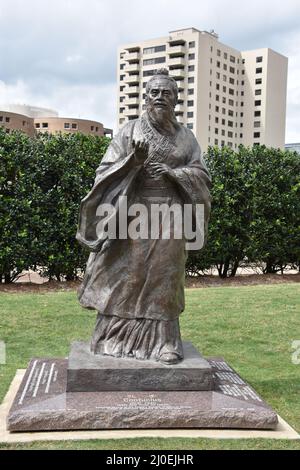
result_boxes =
[148,162,175,179]
[132,139,149,166]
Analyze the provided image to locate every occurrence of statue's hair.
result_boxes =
[145,68,178,100]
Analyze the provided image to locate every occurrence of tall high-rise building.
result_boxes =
[117,28,288,151]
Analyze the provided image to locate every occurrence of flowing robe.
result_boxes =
[76,113,211,360]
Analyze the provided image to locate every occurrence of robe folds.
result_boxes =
[76,113,211,359]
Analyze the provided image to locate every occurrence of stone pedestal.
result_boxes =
[7,351,278,432]
[67,341,214,392]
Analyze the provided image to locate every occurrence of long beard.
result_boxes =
[147,104,178,133]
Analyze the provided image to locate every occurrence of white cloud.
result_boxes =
[0,0,299,138]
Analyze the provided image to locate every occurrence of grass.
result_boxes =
[0,284,299,450]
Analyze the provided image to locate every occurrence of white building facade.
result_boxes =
[117,28,288,151]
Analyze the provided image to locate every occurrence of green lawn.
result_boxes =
[0,284,299,450]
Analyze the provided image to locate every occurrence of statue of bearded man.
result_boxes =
[76,69,211,365]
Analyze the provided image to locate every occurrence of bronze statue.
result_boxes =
[76,69,211,365]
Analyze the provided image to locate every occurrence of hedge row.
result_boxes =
[0,128,299,282]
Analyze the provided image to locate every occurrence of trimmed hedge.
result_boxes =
[0,129,299,281]
[187,145,300,277]
[0,129,110,282]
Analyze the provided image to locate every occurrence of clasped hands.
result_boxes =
[132,139,174,179]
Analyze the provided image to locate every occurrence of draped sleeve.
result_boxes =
[76,121,140,252]
[169,128,212,248]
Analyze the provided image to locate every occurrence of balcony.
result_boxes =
[124,108,140,117]
[168,38,186,46]
[167,45,185,57]
[169,68,185,80]
[124,63,140,73]
[168,57,185,69]
[124,85,139,95]
[124,51,140,62]
[175,104,185,114]
[124,97,139,106]
[124,74,140,85]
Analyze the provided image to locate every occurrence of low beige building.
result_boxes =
[0,111,35,137]
[0,105,112,138]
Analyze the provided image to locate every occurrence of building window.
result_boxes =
[254,132,260,138]
[223,75,227,82]
[120,86,125,92]
[216,83,220,90]
[229,66,235,74]
[229,77,234,84]
[242,70,245,75]
[255,100,261,106]
[95,126,99,132]
[241,101,244,107]
[228,109,234,117]
[215,106,219,112]
[120,74,125,81]
[255,89,262,96]
[143,57,166,66]
[91,126,94,131]
[216,94,219,101]
[72,123,77,129]
[228,142,233,147]
[228,131,233,138]
[120,96,125,102]
[240,123,243,127]
[217,49,221,56]
[188,77,194,83]
[188,65,195,72]
[187,123,193,129]
[223,63,227,71]
[187,111,193,118]
[256,67,262,74]
[0,116,2,121]
[230,55,236,63]
[143,45,166,54]
[189,41,195,48]
[188,89,194,95]
[215,128,219,134]
[256,56,263,63]
[215,116,219,123]
[228,120,233,127]
[222,97,226,104]
[216,61,220,68]
[120,63,125,70]
[187,100,194,106]
[42,123,48,128]
[240,133,243,138]
[188,53,195,60]
[223,85,226,93]
[229,88,234,95]
[35,123,40,128]
[221,129,225,136]
[222,108,226,114]
[6,128,10,133]
[5,117,10,123]
[240,112,244,117]
[222,118,225,125]
[143,69,156,77]
[216,72,220,79]
[254,121,261,128]
[254,110,261,117]
[255,78,262,85]
[241,91,244,96]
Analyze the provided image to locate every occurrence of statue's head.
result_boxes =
[145,69,178,121]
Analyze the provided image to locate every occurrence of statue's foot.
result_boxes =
[159,352,181,365]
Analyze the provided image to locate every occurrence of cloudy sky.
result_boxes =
[0,0,299,141]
